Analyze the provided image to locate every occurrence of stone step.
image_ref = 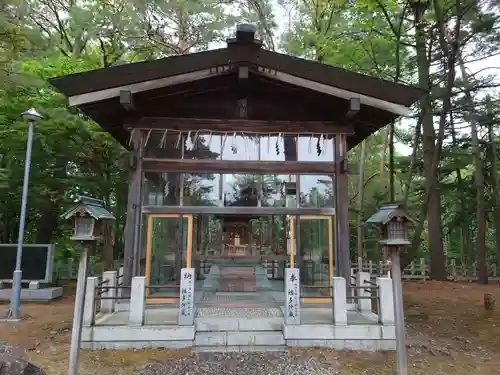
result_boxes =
[194,331,285,346]
[195,317,283,331]
[194,345,286,353]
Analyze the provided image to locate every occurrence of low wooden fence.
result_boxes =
[352,257,500,282]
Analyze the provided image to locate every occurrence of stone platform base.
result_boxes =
[82,307,395,352]
[284,324,396,351]
[0,287,63,301]
[81,325,195,349]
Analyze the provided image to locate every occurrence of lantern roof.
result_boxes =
[366,203,414,225]
[61,195,115,221]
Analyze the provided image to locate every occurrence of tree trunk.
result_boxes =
[450,111,473,267]
[403,119,422,205]
[486,99,500,268]
[35,204,59,244]
[409,2,446,279]
[458,53,488,284]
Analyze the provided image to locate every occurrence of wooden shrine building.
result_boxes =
[49,24,422,301]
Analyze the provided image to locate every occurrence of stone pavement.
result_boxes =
[219,266,256,292]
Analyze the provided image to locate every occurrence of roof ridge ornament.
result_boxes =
[227,24,262,48]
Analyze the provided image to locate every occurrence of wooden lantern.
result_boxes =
[62,196,115,242]
[366,203,414,246]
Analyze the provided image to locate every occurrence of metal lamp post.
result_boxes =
[8,108,43,320]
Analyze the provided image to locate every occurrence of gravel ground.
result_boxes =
[139,352,339,375]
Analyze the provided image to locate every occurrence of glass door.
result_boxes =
[289,215,334,304]
[144,214,193,304]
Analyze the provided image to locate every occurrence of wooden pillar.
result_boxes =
[271,215,275,250]
[122,130,143,295]
[196,214,202,251]
[335,134,350,283]
[132,135,145,278]
[271,215,275,279]
[282,215,287,254]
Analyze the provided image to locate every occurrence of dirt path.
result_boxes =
[1,280,499,374]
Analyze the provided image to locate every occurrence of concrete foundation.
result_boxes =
[81,325,195,349]
[0,287,63,301]
[81,306,395,351]
[79,274,397,351]
[284,323,396,350]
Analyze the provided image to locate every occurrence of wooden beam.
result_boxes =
[345,97,360,119]
[142,205,336,216]
[142,158,357,175]
[120,90,135,111]
[238,66,249,80]
[194,255,290,262]
[126,117,354,135]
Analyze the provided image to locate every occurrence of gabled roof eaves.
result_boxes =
[86,205,115,220]
[60,202,115,221]
[366,204,415,225]
[48,45,424,109]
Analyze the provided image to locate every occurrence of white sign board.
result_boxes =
[285,268,300,325]
[178,268,195,325]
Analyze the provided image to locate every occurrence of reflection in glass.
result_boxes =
[143,172,221,206]
[147,217,189,297]
[297,136,334,162]
[143,133,183,159]
[222,173,260,207]
[192,134,222,160]
[220,135,259,160]
[143,172,335,209]
[143,133,335,163]
[259,136,286,161]
[298,217,333,297]
[220,173,297,208]
[144,133,222,160]
[182,173,219,206]
[144,172,182,205]
[299,175,334,208]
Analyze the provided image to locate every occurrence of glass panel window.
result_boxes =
[299,175,334,208]
[186,134,222,160]
[144,133,183,159]
[259,135,288,161]
[183,173,220,206]
[146,216,189,298]
[221,135,259,161]
[297,217,333,297]
[143,172,337,208]
[143,172,182,206]
[144,132,222,160]
[297,136,334,162]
